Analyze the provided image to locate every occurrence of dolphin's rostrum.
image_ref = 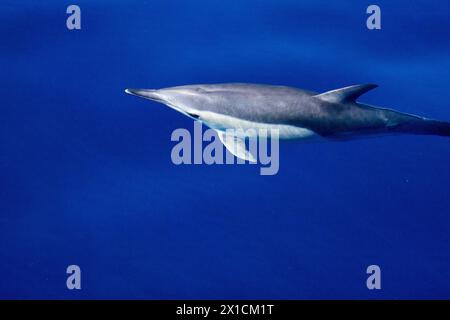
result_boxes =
[125,83,450,160]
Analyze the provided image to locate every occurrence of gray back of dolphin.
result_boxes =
[126,83,450,138]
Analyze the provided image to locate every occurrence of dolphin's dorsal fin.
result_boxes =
[216,131,257,162]
[314,84,378,103]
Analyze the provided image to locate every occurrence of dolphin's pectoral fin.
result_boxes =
[216,131,257,162]
[314,84,378,103]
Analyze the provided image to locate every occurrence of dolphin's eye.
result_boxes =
[187,112,200,119]
[194,87,207,93]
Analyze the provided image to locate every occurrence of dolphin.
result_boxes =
[125,83,450,161]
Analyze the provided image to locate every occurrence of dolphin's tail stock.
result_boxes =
[391,118,450,137]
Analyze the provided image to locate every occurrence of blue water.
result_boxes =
[1,0,449,299]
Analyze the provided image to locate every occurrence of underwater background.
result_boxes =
[1,0,449,299]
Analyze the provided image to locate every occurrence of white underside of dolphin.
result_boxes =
[200,111,316,162]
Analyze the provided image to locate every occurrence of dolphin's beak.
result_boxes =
[125,88,197,119]
[125,88,139,96]
[124,89,165,103]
